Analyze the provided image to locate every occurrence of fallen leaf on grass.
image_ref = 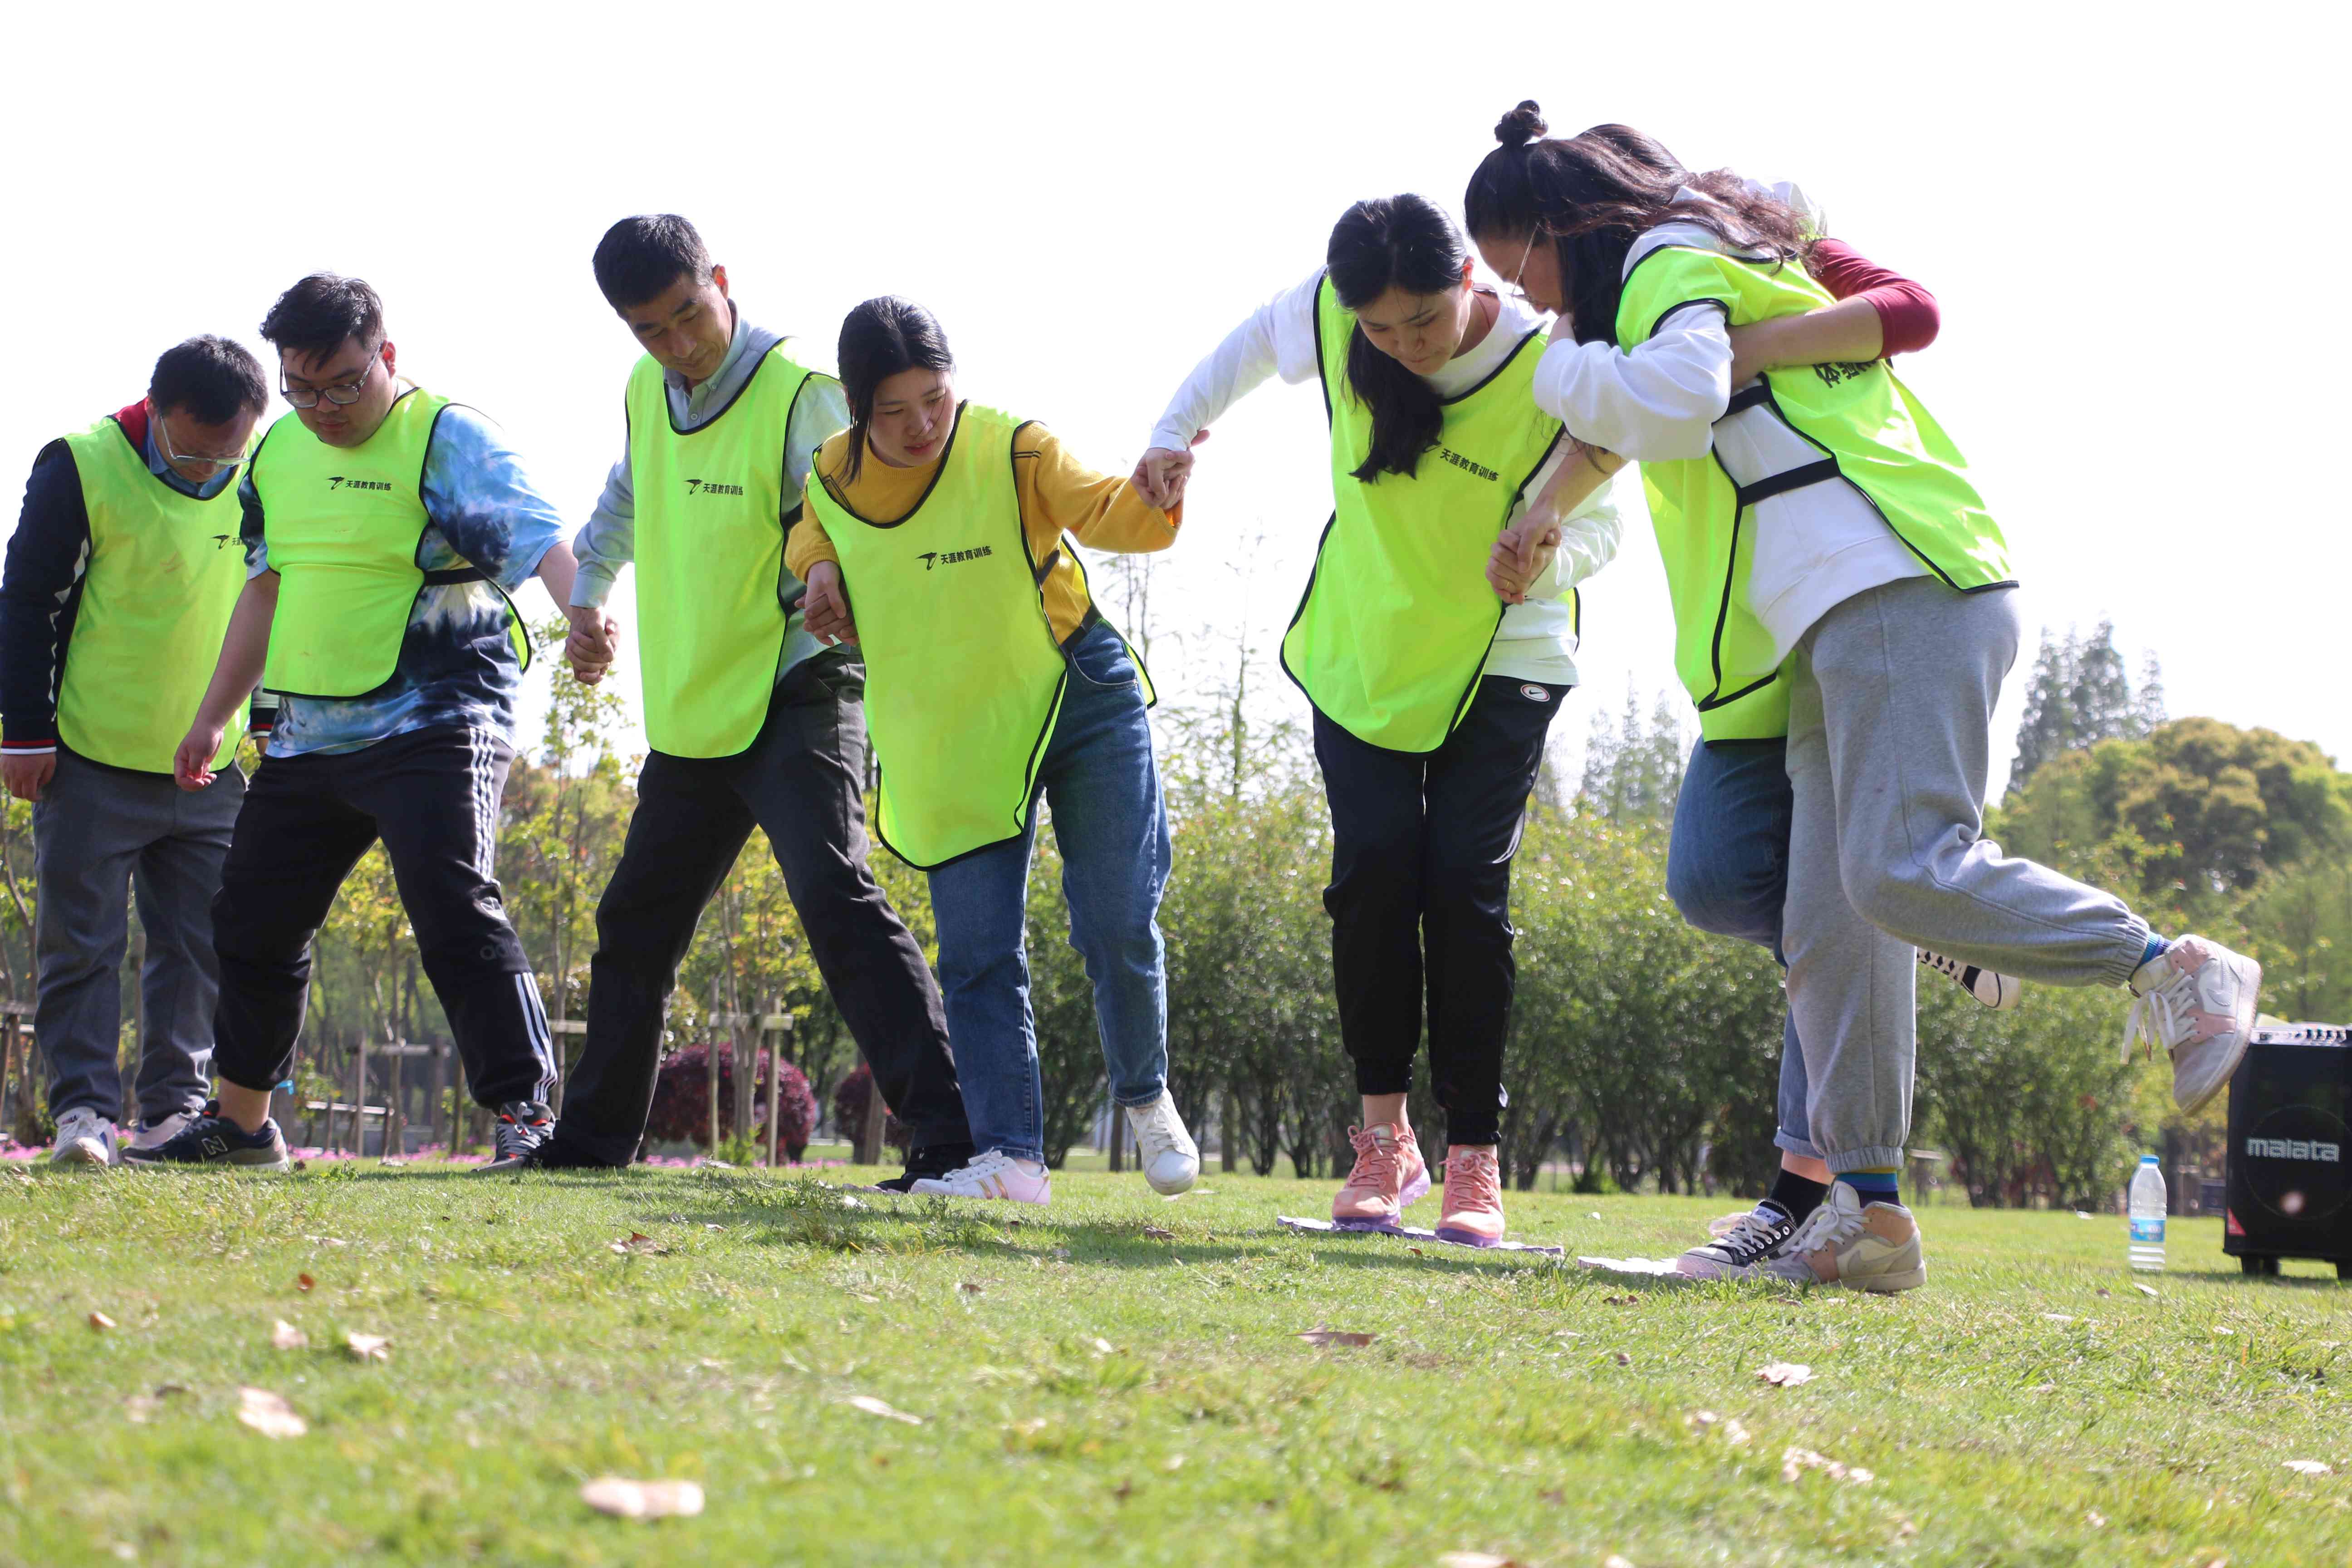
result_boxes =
[88,1311,115,1332]
[2284,1460,2334,1476]
[1141,1225,1176,1240]
[1756,1362,1813,1387]
[123,1395,158,1423]
[270,1320,309,1351]
[1161,1455,1185,1473]
[1782,1447,1872,1485]
[2211,1327,2236,1337]
[2086,1510,2107,1527]
[380,1157,408,1168]
[1091,1338,1116,1355]
[957,1282,983,1295]
[296,1274,314,1293]
[1612,1352,1632,1366]
[2097,1289,2113,1298]
[344,1332,389,1362]
[1607,1558,1636,1568]
[846,1394,922,1425]
[1297,1328,1377,1348]
[579,1477,705,1519]
[2042,1313,2076,1323]
[1438,1553,1520,1568]
[236,1387,306,1439]
[2134,1283,2159,1298]
[610,1232,670,1257]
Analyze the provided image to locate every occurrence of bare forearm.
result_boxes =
[1527,444,1620,527]
[198,576,278,727]
[1738,298,1885,376]
[534,539,581,608]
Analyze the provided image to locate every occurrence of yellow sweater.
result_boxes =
[788,415,1181,643]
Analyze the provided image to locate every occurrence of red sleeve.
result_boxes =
[1807,238,1940,358]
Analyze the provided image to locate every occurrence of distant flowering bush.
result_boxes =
[647,1045,818,1158]
[830,1063,911,1153]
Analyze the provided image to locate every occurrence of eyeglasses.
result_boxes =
[155,417,253,474]
[1505,234,1539,304]
[279,348,380,409]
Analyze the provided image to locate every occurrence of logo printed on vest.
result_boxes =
[1436,447,1499,482]
[326,475,393,492]
[1811,360,1880,388]
[212,534,236,549]
[918,546,994,572]
[683,478,746,496]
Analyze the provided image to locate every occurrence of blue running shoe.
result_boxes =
[120,1101,290,1171]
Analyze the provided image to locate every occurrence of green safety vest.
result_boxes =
[56,415,249,772]
[1616,236,2013,740]
[627,344,822,758]
[807,403,1144,870]
[1281,276,1568,752]
[248,387,527,698]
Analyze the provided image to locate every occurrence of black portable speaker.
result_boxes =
[2222,1023,2352,1279]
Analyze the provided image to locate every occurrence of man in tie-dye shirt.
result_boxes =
[129,274,580,1173]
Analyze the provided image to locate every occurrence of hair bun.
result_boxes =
[1494,100,1547,146]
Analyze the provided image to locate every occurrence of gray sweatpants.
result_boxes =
[32,750,242,1125]
[1783,577,2151,1172]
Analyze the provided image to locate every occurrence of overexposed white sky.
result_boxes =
[5,1,2340,795]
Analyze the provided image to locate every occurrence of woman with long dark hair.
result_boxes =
[1134,194,1619,1245]
[789,296,1199,1205]
[1464,103,2262,1291]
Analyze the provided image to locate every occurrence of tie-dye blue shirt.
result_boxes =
[240,396,562,758]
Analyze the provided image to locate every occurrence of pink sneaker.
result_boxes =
[1332,1122,1429,1230]
[1436,1145,1506,1247]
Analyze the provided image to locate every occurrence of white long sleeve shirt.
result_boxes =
[1150,269,1621,687]
[1529,220,1921,661]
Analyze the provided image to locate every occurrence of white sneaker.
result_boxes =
[1763,1182,1926,1293]
[910,1148,1051,1205]
[50,1107,117,1167]
[1123,1091,1199,1196]
[128,1112,193,1152]
[1678,1203,1800,1279]
[2126,935,2263,1115]
[1918,949,2021,1009]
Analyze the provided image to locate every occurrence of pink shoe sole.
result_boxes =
[1433,1225,1503,1249]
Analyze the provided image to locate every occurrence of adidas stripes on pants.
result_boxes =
[209,724,556,1109]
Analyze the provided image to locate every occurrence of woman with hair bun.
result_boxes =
[1463,102,2264,1293]
[790,296,1200,1206]
[1135,193,1622,1247]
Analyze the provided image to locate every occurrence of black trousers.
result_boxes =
[549,653,968,1165]
[1312,676,1565,1147]
[211,725,556,1107]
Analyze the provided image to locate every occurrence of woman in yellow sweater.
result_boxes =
[790,296,1198,1205]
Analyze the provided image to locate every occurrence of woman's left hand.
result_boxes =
[1488,517,1561,604]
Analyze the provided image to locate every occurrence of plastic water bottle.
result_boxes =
[2128,1155,2167,1272]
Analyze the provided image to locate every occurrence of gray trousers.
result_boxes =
[1783,577,2151,1172]
[32,750,242,1124]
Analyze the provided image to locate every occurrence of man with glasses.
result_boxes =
[127,274,581,1171]
[0,337,272,1164]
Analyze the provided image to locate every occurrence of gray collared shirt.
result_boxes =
[570,306,851,686]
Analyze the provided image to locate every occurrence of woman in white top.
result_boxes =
[1135,194,1620,1246]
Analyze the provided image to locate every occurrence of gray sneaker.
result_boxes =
[2125,935,2263,1115]
[120,1102,290,1171]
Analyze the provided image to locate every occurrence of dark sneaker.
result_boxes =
[1676,1202,1798,1279]
[475,1101,554,1172]
[121,1102,290,1171]
[873,1141,976,1194]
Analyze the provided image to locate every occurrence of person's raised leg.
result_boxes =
[125,765,242,1138]
[1313,706,1432,1227]
[543,747,752,1167]
[1810,578,2250,1112]
[1041,627,1193,1195]
[1420,676,1560,1245]
[739,654,971,1178]
[30,753,150,1162]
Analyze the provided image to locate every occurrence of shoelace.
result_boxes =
[1341,1126,1398,1191]
[1705,1209,1793,1265]
[1447,1149,1501,1211]
[2123,963,2193,1062]
[1129,1102,1181,1162]
[1787,1196,1863,1256]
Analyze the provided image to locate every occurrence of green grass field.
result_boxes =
[0,1163,2343,1567]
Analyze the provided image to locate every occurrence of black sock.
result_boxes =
[1763,1170,1830,1227]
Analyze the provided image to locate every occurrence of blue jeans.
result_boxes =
[926,622,1171,1162]
[1664,737,1817,1160]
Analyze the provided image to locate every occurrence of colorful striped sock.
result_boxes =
[1836,1167,1901,1205]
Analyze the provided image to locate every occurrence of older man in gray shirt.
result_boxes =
[525,215,970,1186]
